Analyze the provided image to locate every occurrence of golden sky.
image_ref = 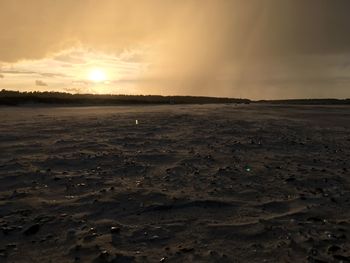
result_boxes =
[1,0,350,99]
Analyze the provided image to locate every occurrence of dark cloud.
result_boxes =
[1,0,350,62]
[35,80,48,86]
[40,72,66,78]
[54,54,86,64]
[0,70,31,75]
[237,0,350,57]
[0,69,66,78]
[1,0,350,98]
[0,73,3,78]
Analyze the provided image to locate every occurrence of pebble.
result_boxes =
[6,244,16,249]
[328,245,341,253]
[2,226,15,235]
[23,224,41,236]
[150,235,160,241]
[180,247,194,253]
[67,229,76,238]
[110,226,120,234]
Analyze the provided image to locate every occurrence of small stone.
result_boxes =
[110,226,120,234]
[83,233,97,241]
[328,245,341,253]
[180,247,194,253]
[333,254,350,261]
[94,250,110,262]
[2,227,14,235]
[67,229,76,238]
[209,250,219,257]
[75,245,82,251]
[150,235,160,241]
[6,244,16,249]
[285,177,295,182]
[310,248,318,256]
[23,224,41,236]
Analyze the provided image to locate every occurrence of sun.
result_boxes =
[88,68,107,83]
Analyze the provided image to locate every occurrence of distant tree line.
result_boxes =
[0,89,250,106]
[2,90,348,106]
[256,99,350,105]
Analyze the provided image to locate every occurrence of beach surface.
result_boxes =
[0,104,349,262]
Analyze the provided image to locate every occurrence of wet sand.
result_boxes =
[0,104,349,262]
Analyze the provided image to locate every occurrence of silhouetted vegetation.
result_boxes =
[2,90,348,106]
[256,99,350,105]
[0,89,250,106]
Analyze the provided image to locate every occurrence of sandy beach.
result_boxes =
[0,104,349,262]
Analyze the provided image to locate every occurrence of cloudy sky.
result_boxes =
[0,0,350,99]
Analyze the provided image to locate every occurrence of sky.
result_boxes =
[1,0,350,99]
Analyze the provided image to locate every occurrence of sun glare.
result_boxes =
[88,68,107,83]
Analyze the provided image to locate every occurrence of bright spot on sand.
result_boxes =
[88,68,107,83]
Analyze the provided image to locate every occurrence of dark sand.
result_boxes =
[0,104,349,262]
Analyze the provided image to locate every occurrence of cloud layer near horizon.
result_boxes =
[1,0,350,99]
